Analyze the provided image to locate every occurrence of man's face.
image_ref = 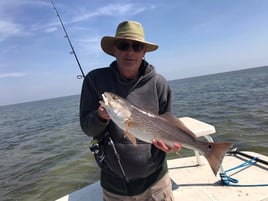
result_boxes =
[113,40,146,73]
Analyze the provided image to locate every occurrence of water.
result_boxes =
[0,66,267,201]
[169,66,268,152]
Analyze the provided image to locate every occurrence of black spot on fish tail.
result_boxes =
[204,142,233,175]
[208,144,212,150]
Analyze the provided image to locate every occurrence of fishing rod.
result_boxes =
[51,1,129,183]
[51,1,101,98]
[51,0,85,79]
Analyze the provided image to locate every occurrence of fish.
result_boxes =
[99,92,233,175]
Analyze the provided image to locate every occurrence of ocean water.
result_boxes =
[0,66,267,201]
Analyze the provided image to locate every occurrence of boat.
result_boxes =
[55,117,268,201]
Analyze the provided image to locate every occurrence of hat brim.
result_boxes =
[101,36,158,56]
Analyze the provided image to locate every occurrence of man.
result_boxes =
[80,21,181,201]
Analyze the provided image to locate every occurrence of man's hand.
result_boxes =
[152,140,182,153]
[97,105,110,121]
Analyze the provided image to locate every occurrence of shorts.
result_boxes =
[103,172,174,201]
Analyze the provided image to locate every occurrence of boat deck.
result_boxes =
[55,151,268,201]
[169,152,268,201]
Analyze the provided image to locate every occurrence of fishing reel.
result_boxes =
[90,137,128,181]
[89,139,105,163]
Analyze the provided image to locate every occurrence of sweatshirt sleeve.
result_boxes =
[79,73,109,137]
[156,74,172,114]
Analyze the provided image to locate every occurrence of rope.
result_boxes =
[220,157,268,187]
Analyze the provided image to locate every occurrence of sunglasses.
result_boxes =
[115,41,145,52]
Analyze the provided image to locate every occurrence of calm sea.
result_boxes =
[0,66,267,201]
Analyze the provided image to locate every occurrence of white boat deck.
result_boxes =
[169,152,268,201]
[55,152,268,201]
[55,117,268,201]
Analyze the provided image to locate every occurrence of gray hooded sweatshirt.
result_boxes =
[80,60,172,195]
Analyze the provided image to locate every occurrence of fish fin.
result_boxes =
[124,119,137,146]
[204,142,233,175]
[125,132,137,146]
[161,113,197,139]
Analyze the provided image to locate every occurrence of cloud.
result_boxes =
[75,35,102,56]
[0,20,22,42]
[44,26,58,33]
[0,0,49,10]
[0,1,156,41]
[71,3,150,23]
[0,0,51,42]
[97,3,144,16]
[0,72,28,78]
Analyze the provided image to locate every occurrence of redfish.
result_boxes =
[100,92,233,175]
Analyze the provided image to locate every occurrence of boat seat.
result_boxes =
[179,117,224,173]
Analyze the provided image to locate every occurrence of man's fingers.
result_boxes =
[158,140,169,151]
[152,139,182,153]
[173,142,182,151]
[152,139,178,152]
[98,106,110,120]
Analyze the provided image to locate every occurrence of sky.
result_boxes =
[0,0,268,106]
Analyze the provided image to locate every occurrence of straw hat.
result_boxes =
[101,21,158,56]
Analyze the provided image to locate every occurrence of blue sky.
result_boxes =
[0,0,268,106]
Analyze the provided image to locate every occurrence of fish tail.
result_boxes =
[204,142,233,175]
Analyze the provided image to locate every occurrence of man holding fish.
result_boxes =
[80,20,181,201]
[80,21,232,201]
